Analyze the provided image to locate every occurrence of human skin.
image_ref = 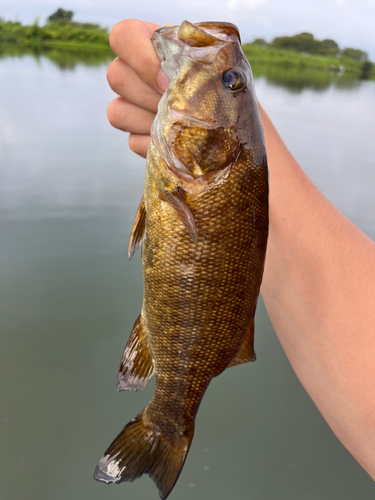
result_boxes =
[106,19,375,479]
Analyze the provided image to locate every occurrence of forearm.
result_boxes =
[259,104,375,477]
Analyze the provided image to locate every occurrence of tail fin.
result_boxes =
[94,410,194,500]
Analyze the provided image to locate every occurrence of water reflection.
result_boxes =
[0,44,362,90]
[0,48,375,500]
[0,43,115,70]
[251,63,361,93]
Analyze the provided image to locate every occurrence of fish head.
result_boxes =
[152,21,263,180]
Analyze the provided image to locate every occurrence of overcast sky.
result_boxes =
[1,0,374,58]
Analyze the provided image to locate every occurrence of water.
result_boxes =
[0,47,374,500]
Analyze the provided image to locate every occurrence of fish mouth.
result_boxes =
[152,21,241,75]
[177,21,227,47]
[153,21,240,45]
[152,25,176,63]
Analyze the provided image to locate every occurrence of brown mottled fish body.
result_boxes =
[94,21,268,499]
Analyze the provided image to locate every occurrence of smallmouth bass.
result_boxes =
[94,20,268,499]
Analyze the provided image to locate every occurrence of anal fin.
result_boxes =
[117,313,154,391]
[227,319,256,368]
[128,197,146,260]
[159,188,197,244]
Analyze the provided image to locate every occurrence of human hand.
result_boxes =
[106,20,169,158]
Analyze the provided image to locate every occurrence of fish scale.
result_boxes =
[143,143,267,436]
[94,20,268,499]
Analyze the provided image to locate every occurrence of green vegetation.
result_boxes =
[244,32,374,80]
[0,9,111,50]
[0,12,373,80]
[360,61,373,79]
[252,32,369,61]
[47,8,74,23]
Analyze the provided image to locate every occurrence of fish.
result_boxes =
[94,20,268,499]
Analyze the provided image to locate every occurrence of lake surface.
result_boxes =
[0,47,374,500]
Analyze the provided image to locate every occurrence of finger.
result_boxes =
[107,58,161,114]
[107,97,155,134]
[109,19,168,95]
[128,134,150,159]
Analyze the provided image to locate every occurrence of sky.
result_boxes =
[1,0,375,59]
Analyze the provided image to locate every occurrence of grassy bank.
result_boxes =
[0,19,373,79]
[242,43,374,79]
[0,20,111,50]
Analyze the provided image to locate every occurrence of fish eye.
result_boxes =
[222,68,246,92]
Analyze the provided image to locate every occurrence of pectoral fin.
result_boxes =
[128,197,146,260]
[159,189,197,244]
[117,313,154,391]
[227,319,256,368]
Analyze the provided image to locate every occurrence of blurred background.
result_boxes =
[0,1,375,500]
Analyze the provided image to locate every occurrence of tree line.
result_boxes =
[0,8,372,76]
[252,32,369,62]
[0,9,109,46]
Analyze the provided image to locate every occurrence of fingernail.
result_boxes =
[157,70,169,93]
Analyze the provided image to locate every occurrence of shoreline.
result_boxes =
[242,43,374,80]
[0,40,373,80]
[0,40,113,52]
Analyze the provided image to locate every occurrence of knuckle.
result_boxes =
[128,134,139,153]
[106,100,121,128]
[106,60,116,88]
[106,58,122,91]
[126,19,143,32]
[109,21,125,52]
[128,134,149,158]
[109,19,142,53]
[107,58,131,95]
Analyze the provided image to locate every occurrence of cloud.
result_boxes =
[227,0,265,11]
